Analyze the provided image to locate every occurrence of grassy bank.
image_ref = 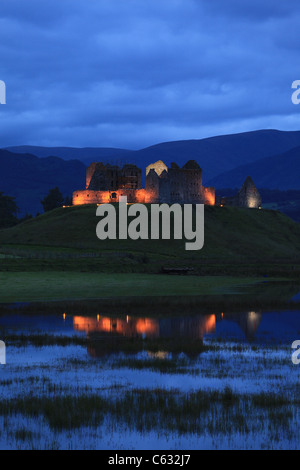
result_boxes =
[0,272,265,303]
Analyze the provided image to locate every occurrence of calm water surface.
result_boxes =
[1,306,300,449]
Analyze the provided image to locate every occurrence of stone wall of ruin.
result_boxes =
[86,163,98,189]
[216,178,261,209]
[237,183,261,208]
[73,189,146,206]
[86,162,142,192]
[168,167,203,203]
[145,170,160,203]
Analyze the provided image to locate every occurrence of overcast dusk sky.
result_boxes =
[0,0,300,149]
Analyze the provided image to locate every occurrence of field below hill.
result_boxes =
[0,272,267,303]
[0,204,299,303]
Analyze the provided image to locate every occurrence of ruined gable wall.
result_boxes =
[146,160,168,176]
[217,180,262,208]
[238,180,262,208]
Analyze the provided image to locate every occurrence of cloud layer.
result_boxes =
[0,0,300,149]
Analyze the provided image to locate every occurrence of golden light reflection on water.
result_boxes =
[73,314,216,339]
[73,314,216,358]
[73,315,160,338]
[72,311,261,358]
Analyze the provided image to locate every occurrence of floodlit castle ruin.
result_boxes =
[216,176,262,209]
[73,160,261,208]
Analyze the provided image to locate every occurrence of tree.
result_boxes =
[41,187,65,212]
[0,192,19,228]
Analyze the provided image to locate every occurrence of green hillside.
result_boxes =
[0,204,300,265]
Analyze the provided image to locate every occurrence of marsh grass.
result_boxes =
[14,427,35,442]
[0,379,13,386]
[252,392,290,407]
[0,388,239,432]
[111,357,196,374]
[0,388,296,437]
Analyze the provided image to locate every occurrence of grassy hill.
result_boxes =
[0,204,300,266]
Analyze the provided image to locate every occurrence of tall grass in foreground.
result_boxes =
[0,389,297,436]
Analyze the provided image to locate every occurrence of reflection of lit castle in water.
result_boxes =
[233,311,262,340]
[73,311,262,357]
[74,315,159,338]
[73,314,216,339]
[73,314,216,358]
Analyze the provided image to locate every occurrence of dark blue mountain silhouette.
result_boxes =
[208,145,300,189]
[0,150,86,215]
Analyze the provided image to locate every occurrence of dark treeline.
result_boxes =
[0,188,72,228]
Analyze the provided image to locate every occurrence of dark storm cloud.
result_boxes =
[0,0,299,148]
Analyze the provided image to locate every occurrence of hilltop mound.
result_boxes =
[0,204,299,264]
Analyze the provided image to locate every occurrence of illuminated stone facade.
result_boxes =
[74,162,145,204]
[216,176,262,209]
[145,160,215,205]
[86,163,142,191]
[73,160,260,208]
[73,188,146,205]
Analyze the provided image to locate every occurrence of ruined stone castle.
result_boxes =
[73,160,261,208]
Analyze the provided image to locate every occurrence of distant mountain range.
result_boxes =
[7,129,300,183]
[5,146,132,166]
[208,146,300,189]
[0,150,86,215]
[1,129,300,215]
